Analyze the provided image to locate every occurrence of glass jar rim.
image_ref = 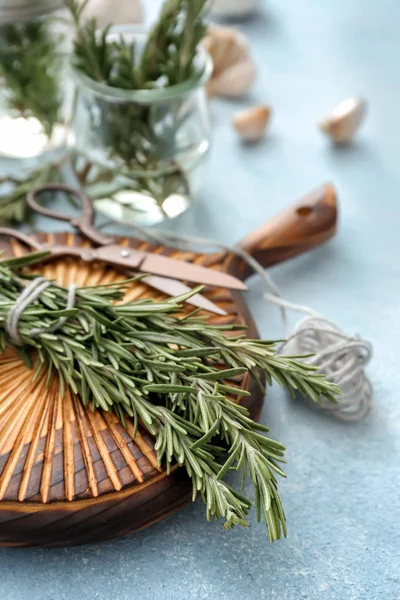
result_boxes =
[70,26,213,105]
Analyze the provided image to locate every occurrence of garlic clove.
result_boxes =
[202,24,256,98]
[233,105,271,142]
[319,97,367,144]
[207,58,257,98]
[203,25,249,76]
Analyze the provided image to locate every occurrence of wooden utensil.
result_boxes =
[0,183,337,548]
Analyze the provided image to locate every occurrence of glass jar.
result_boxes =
[0,0,71,161]
[69,26,212,226]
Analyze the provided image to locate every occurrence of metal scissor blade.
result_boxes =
[143,275,227,316]
[91,245,248,291]
[43,245,227,315]
[139,253,247,291]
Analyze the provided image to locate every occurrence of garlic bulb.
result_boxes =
[233,105,271,142]
[211,0,261,18]
[81,0,143,27]
[202,24,257,98]
[319,97,367,144]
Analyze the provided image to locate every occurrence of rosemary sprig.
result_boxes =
[0,255,339,539]
[137,0,208,87]
[0,19,63,137]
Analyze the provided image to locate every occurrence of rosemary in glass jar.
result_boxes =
[0,1,71,160]
[68,0,212,225]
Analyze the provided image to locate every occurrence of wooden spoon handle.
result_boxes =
[237,183,338,276]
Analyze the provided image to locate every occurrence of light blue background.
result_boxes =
[1,0,400,598]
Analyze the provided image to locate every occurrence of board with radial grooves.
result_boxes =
[0,232,264,547]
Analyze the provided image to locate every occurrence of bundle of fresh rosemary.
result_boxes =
[0,252,338,540]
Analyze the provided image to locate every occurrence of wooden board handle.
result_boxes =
[237,183,338,274]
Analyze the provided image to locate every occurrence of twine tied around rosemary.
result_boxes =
[6,277,77,346]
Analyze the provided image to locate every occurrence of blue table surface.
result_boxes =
[1,0,400,598]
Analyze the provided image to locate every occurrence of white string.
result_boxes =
[6,278,52,345]
[265,298,373,423]
[110,222,373,423]
[6,277,77,345]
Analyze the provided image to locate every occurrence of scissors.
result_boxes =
[0,184,247,315]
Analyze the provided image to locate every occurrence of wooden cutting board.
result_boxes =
[0,184,337,547]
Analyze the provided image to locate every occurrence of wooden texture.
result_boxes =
[0,184,337,547]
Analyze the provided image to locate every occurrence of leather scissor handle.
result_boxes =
[27,184,113,246]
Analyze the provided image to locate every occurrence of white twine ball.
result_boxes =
[281,315,373,423]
